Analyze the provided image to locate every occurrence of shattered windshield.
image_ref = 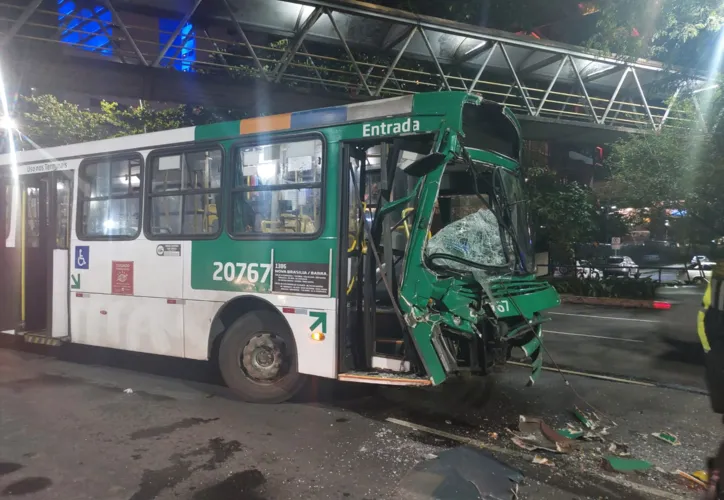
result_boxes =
[424,162,515,282]
[498,168,535,274]
[423,160,535,282]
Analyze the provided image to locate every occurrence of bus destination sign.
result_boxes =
[272,262,329,296]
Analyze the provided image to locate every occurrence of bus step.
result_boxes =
[23,333,69,347]
[372,355,409,372]
[375,338,403,345]
[338,371,432,386]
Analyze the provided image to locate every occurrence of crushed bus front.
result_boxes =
[393,98,561,386]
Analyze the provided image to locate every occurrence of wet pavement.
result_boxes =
[538,287,705,390]
[0,322,718,500]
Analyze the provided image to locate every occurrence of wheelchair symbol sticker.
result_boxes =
[75,246,89,269]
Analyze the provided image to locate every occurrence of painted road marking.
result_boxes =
[550,312,660,323]
[543,329,644,343]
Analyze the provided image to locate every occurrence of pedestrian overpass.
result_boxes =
[0,0,707,142]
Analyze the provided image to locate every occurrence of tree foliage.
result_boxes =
[586,0,724,66]
[526,162,596,258]
[605,95,724,241]
[13,95,245,149]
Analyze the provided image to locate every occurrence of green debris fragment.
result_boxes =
[528,352,543,386]
[572,406,597,430]
[557,428,584,440]
[652,432,681,446]
[604,456,653,473]
[521,336,541,357]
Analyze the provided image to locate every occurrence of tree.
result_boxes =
[526,162,596,261]
[604,95,724,242]
[586,0,724,67]
[10,95,246,150]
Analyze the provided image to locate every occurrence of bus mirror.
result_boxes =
[401,152,445,177]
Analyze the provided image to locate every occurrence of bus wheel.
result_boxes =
[218,310,306,403]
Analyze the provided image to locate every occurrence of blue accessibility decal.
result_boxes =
[75,246,89,269]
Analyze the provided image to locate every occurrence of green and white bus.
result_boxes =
[0,91,560,402]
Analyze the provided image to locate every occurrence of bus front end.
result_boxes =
[396,97,560,386]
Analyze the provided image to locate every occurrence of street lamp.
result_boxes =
[0,115,15,130]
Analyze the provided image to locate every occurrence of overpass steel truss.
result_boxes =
[0,0,707,133]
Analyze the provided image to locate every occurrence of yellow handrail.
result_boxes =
[402,207,431,240]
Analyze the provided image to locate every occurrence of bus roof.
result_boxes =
[0,91,480,167]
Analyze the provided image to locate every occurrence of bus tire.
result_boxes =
[218,310,306,404]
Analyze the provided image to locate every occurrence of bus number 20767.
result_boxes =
[212,262,272,283]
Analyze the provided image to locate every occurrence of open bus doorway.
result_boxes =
[0,176,17,332]
[15,171,72,337]
[340,137,435,379]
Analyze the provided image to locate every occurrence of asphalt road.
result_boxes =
[1,343,719,500]
[0,287,716,500]
[539,286,705,390]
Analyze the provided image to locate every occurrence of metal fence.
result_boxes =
[538,263,706,284]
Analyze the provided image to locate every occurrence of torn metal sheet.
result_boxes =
[572,406,600,430]
[394,446,523,500]
[603,456,653,473]
[652,432,681,446]
[518,416,577,453]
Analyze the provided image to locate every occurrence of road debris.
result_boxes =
[517,416,577,453]
[607,442,631,457]
[532,455,555,467]
[572,406,599,430]
[652,432,681,446]
[396,446,524,500]
[604,456,653,473]
[676,470,707,489]
[693,470,709,483]
[557,427,584,440]
[510,436,540,452]
[123,388,133,394]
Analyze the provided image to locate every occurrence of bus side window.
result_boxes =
[230,138,323,236]
[77,155,143,239]
[146,147,223,239]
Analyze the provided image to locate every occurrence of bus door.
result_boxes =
[19,171,72,335]
[0,177,19,332]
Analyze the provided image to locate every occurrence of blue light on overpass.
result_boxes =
[158,19,196,72]
[57,1,112,55]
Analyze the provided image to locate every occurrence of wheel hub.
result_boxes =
[241,333,286,382]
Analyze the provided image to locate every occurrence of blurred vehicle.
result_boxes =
[553,260,602,279]
[576,260,602,280]
[678,261,714,284]
[604,256,640,278]
[692,255,712,265]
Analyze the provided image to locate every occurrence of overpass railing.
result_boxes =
[0,0,706,132]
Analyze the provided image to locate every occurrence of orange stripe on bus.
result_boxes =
[239,114,292,134]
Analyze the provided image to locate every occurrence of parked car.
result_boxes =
[553,260,602,279]
[678,262,714,284]
[604,256,639,278]
[576,260,602,280]
[691,255,712,265]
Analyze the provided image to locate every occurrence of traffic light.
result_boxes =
[594,146,603,166]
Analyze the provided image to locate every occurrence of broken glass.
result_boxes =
[425,208,510,285]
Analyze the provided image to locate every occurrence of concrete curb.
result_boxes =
[560,294,671,309]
